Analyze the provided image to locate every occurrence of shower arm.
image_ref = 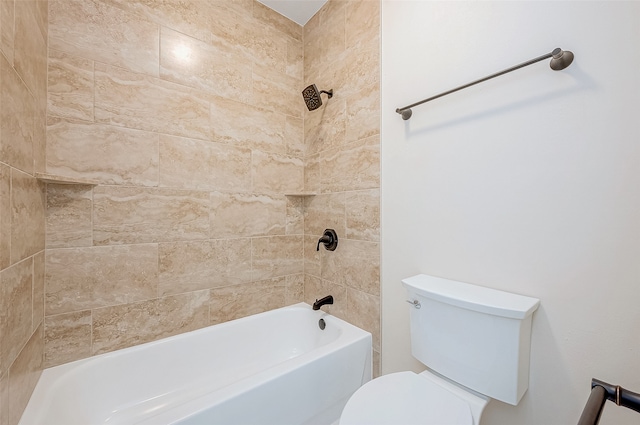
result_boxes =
[395,48,573,120]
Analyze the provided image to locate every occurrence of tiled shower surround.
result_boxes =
[0,0,48,424]
[1,1,379,422]
[302,0,381,371]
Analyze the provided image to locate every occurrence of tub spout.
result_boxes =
[313,295,334,310]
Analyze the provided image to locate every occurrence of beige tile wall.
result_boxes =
[3,0,380,422]
[43,0,306,368]
[0,1,48,424]
[302,0,381,376]
[40,0,381,400]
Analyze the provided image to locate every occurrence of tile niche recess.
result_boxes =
[35,173,100,185]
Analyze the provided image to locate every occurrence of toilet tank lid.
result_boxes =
[402,274,540,319]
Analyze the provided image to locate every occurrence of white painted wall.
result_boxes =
[381,1,640,424]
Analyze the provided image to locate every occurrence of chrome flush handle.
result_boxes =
[406,299,421,309]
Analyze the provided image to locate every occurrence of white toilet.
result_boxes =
[340,274,540,425]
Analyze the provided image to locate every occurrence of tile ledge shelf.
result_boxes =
[35,172,100,186]
[285,192,317,197]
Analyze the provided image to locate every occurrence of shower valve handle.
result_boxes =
[317,229,338,251]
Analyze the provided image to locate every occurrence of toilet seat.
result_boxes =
[340,371,474,425]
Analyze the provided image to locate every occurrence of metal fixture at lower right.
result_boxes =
[577,378,640,425]
[316,229,338,251]
[396,47,575,120]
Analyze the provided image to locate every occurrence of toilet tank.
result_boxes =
[402,274,540,406]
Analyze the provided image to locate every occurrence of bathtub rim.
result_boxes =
[38,302,367,376]
[20,302,372,425]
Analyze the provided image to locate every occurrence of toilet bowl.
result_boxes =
[340,370,488,425]
[339,274,540,425]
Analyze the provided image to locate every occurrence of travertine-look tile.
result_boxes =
[0,258,33,375]
[208,142,253,192]
[93,186,209,245]
[285,116,304,157]
[331,47,380,99]
[36,0,48,38]
[304,154,320,194]
[252,0,302,42]
[286,38,303,80]
[47,49,94,122]
[206,0,255,42]
[303,25,325,82]
[346,82,380,143]
[209,278,287,325]
[0,163,9,269]
[11,170,45,263]
[303,274,346,320]
[320,135,380,193]
[14,0,47,113]
[47,117,160,187]
[95,63,210,141]
[304,193,346,237]
[252,64,302,118]
[33,113,45,175]
[252,151,304,194]
[346,0,380,52]
[347,288,380,351]
[286,196,304,235]
[252,235,304,281]
[158,239,252,296]
[318,0,347,33]
[303,96,346,156]
[45,184,93,249]
[304,0,381,374]
[92,291,209,355]
[45,244,158,315]
[303,234,321,278]
[1,55,34,174]
[211,96,286,154]
[49,0,159,77]
[322,239,380,297]
[345,189,380,242]
[33,251,44,332]
[304,4,345,80]
[0,370,7,425]
[317,7,345,66]
[111,0,254,61]
[160,27,252,103]
[159,135,212,190]
[303,4,320,40]
[44,311,92,368]
[159,135,251,192]
[210,192,286,238]
[285,274,305,305]
[0,0,14,65]
[8,324,42,425]
[251,24,288,74]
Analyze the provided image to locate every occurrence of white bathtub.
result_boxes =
[19,303,372,425]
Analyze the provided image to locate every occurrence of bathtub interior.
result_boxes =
[20,303,372,425]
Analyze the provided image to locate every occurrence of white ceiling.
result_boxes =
[258,0,328,26]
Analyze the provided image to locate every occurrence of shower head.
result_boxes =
[550,48,574,71]
[302,84,333,111]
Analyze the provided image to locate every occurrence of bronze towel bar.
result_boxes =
[396,47,574,120]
